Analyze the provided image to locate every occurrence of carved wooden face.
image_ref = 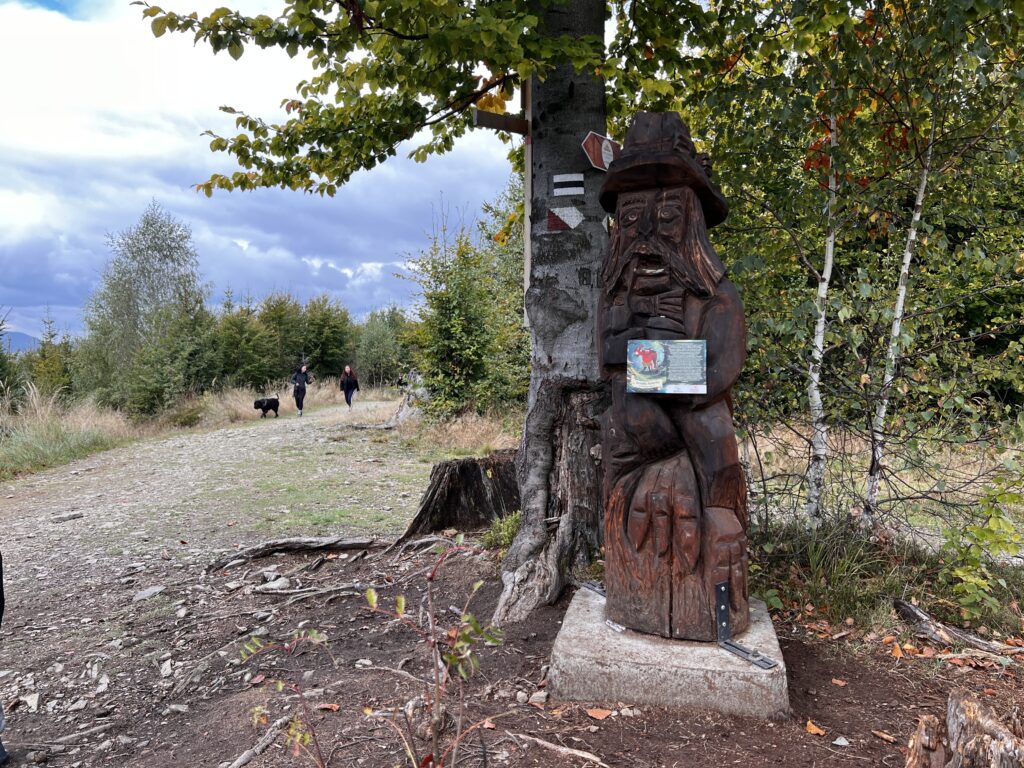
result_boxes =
[615,186,690,295]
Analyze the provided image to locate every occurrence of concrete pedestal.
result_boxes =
[548,589,790,719]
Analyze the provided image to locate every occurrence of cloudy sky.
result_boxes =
[0,0,514,337]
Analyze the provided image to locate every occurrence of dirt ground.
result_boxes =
[0,400,1021,767]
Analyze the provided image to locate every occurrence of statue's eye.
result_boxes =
[622,210,641,224]
[659,207,681,221]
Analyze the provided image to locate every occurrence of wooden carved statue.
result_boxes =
[598,112,749,641]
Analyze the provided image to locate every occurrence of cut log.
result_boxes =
[946,689,1024,768]
[398,450,520,542]
[207,536,376,572]
[904,714,945,768]
[893,599,1023,656]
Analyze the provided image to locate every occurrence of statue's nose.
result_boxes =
[637,205,655,238]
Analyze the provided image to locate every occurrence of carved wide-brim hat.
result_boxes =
[599,112,728,228]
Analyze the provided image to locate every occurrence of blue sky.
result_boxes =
[0,0,513,337]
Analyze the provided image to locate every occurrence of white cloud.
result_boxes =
[0,1,305,162]
[0,0,514,335]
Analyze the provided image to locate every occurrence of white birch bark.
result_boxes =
[865,121,936,519]
[805,116,838,519]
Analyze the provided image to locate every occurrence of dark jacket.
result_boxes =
[291,370,313,390]
[340,373,360,394]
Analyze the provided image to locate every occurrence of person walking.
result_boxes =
[340,365,360,409]
[0,550,9,765]
[290,364,314,416]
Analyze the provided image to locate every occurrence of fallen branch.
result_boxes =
[894,599,1023,657]
[208,537,376,572]
[220,715,290,768]
[510,732,609,767]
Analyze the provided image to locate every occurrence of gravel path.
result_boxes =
[0,399,432,764]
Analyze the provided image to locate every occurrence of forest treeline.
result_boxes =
[0,183,529,419]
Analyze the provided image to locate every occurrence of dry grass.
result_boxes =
[413,411,521,458]
[0,385,140,479]
[175,382,402,429]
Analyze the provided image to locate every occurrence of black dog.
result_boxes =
[254,397,280,418]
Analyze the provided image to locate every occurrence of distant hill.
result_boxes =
[2,331,40,354]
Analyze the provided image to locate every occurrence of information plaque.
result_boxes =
[626,339,707,394]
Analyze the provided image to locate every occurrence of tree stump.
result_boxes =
[946,689,1024,768]
[398,450,520,542]
[905,715,945,768]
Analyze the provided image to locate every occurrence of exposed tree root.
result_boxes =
[208,537,376,572]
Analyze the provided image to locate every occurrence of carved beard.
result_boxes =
[605,189,726,300]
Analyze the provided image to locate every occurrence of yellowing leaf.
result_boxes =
[806,719,826,736]
[586,708,613,721]
[318,703,341,712]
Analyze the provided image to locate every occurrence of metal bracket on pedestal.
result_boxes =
[715,581,779,670]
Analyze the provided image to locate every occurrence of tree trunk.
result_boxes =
[493,0,607,625]
[865,120,935,519]
[905,715,945,768]
[946,689,1024,768]
[397,450,520,542]
[805,115,838,519]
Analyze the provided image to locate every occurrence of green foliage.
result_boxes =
[257,291,305,377]
[124,300,219,417]
[407,178,529,416]
[214,293,278,389]
[136,0,604,196]
[75,201,209,410]
[752,517,1024,633]
[301,293,356,377]
[356,306,412,387]
[940,485,1024,619]
[481,510,521,553]
[0,314,18,391]
[29,315,73,397]
[407,224,496,417]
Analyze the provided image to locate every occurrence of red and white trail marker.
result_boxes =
[581,131,621,171]
[546,206,585,232]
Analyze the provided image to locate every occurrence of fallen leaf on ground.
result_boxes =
[891,644,904,659]
[248,674,265,686]
[482,720,496,729]
[806,720,826,736]
[882,635,897,645]
[318,703,341,712]
[984,688,997,696]
[831,678,848,688]
[872,730,897,743]
[586,708,613,721]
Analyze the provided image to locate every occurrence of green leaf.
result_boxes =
[151,15,169,37]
